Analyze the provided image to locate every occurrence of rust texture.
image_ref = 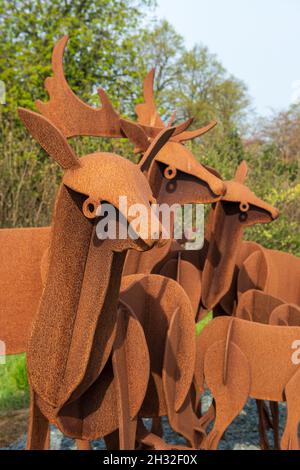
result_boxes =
[7,36,226,450]
[141,161,279,320]
[1,35,300,451]
[195,316,300,450]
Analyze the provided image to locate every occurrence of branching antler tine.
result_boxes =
[135,68,165,128]
[97,88,118,115]
[172,118,194,137]
[36,36,122,138]
[168,110,177,127]
[173,120,217,142]
[144,68,156,104]
[120,119,150,153]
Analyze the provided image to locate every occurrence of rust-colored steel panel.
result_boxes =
[196,316,300,450]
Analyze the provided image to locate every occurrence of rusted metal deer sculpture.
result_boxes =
[192,165,280,449]
[199,162,279,317]
[195,316,300,450]
[235,257,300,450]
[1,36,227,450]
[18,102,204,450]
[17,104,176,449]
[121,67,226,276]
[0,37,225,359]
[144,162,279,448]
[147,161,279,320]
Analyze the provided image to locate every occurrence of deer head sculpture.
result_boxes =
[0,36,225,361]
[120,68,225,205]
[201,160,279,313]
[120,65,226,276]
[17,102,175,426]
[36,35,225,208]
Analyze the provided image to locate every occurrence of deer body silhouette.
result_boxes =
[0,37,225,357]
[141,161,278,320]
[6,36,228,450]
[195,316,300,450]
[18,104,180,448]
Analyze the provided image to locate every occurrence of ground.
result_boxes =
[0,393,286,450]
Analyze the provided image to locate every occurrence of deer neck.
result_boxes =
[123,162,171,276]
[27,184,126,411]
[201,201,244,310]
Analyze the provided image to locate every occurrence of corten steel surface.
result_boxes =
[199,294,300,450]
[122,65,226,276]
[201,162,278,313]
[195,316,300,450]
[235,289,300,449]
[236,289,284,324]
[146,162,278,320]
[0,36,226,359]
[237,246,300,306]
[11,36,213,450]
[192,169,280,451]
[38,36,225,202]
[18,102,185,449]
[120,274,202,449]
[0,36,226,449]
[0,227,49,354]
[1,35,298,452]
[235,242,300,449]
[151,164,280,450]
[269,303,300,326]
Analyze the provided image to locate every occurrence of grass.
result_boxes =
[0,355,29,447]
[195,311,213,336]
[0,354,29,412]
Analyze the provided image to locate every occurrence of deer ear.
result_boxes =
[18,108,80,170]
[120,119,150,153]
[138,126,176,174]
[234,160,248,183]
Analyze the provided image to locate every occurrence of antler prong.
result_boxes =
[172,120,217,142]
[168,110,177,127]
[36,36,123,138]
[135,68,165,128]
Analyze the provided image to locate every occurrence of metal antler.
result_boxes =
[135,68,217,142]
[36,35,123,138]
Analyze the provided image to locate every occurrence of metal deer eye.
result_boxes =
[164,165,177,180]
[239,201,249,213]
[82,197,101,219]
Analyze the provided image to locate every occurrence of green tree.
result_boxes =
[171,45,248,126]
[134,20,185,117]
[0,0,155,115]
[0,0,156,227]
[244,105,300,255]
[136,21,249,130]
[133,21,250,184]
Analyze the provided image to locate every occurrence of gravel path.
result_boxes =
[2,392,286,450]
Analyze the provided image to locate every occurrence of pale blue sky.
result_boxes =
[153,0,300,116]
